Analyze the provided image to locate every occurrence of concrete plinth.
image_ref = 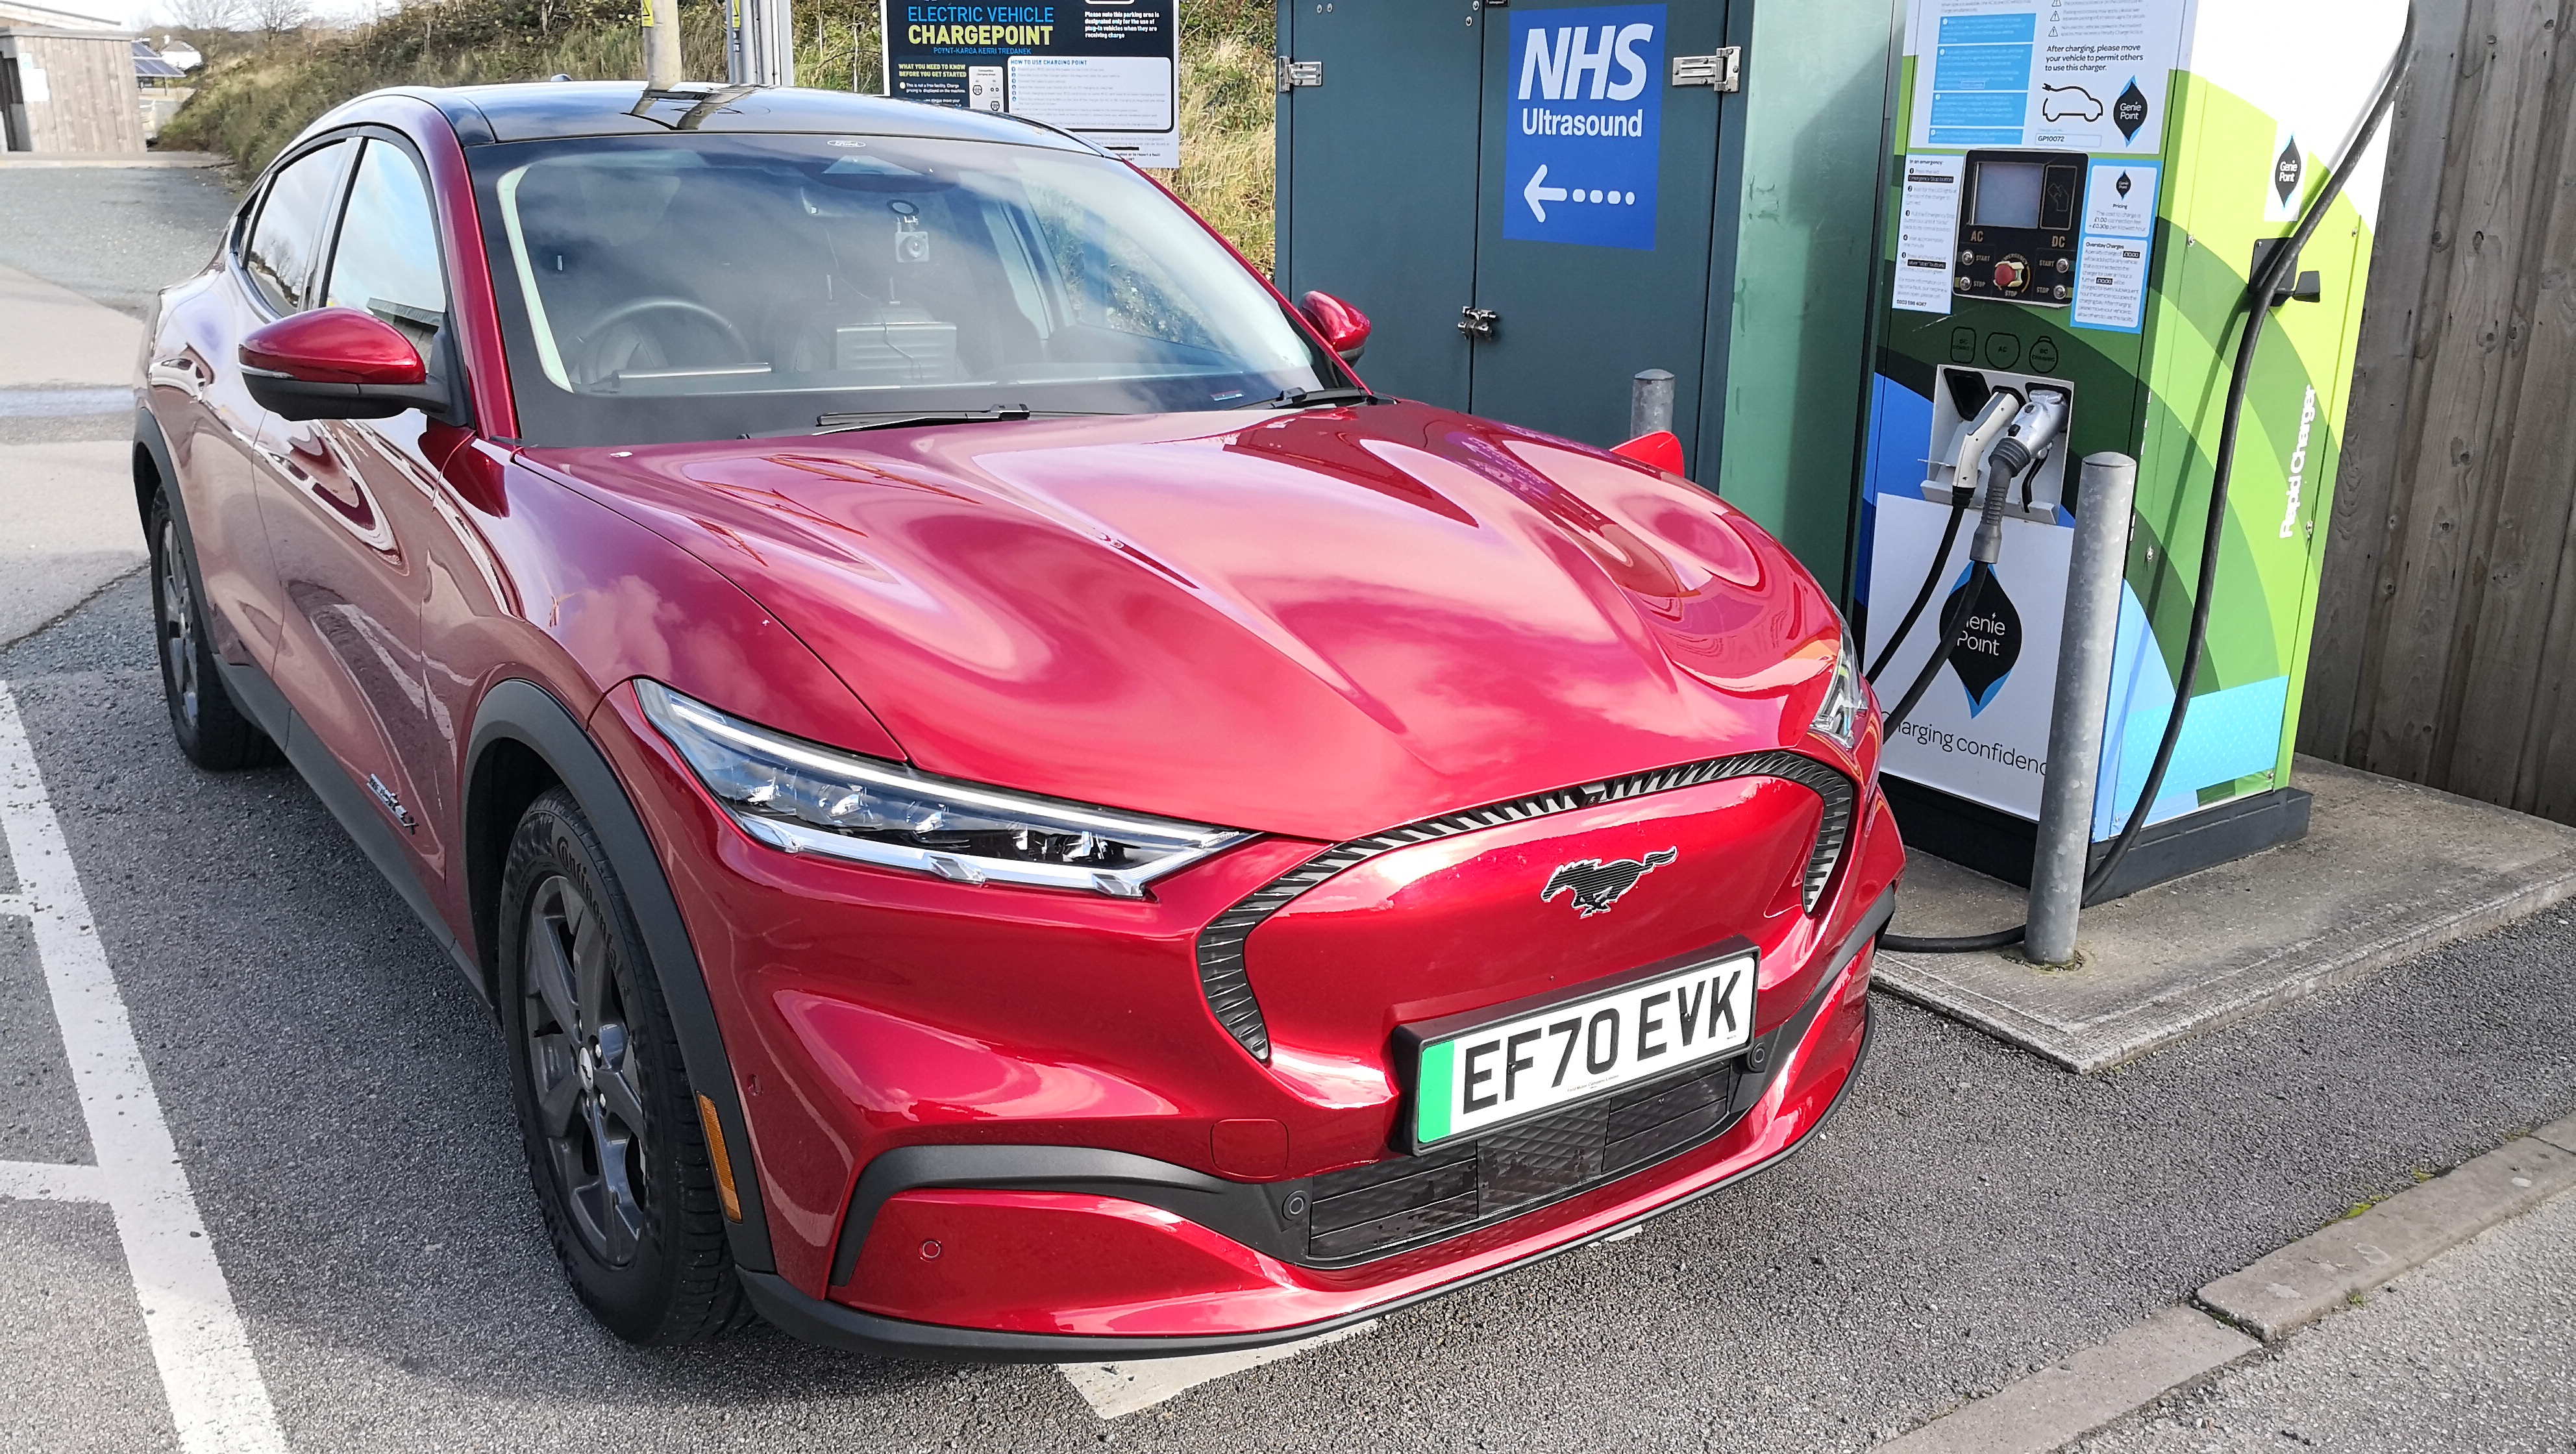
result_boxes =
[1875,756,2576,1072]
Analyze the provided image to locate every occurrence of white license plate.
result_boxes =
[1407,950,1757,1148]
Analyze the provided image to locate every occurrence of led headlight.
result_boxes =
[634,680,1251,898]
[1809,621,1866,753]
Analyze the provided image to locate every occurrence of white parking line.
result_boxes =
[0,1158,112,1201]
[0,682,288,1452]
[1058,1320,1378,1418]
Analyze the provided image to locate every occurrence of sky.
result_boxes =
[40,0,390,32]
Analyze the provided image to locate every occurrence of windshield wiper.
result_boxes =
[810,406,1034,435]
[1266,386,1386,410]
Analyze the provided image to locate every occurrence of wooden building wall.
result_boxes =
[0,28,145,154]
[2299,0,2576,822]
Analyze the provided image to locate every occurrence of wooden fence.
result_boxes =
[2300,0,2576,822]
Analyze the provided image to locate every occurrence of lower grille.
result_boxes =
[1304,1059,1744,1263]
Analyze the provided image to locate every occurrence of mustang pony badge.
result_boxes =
[1541,848,1679,917]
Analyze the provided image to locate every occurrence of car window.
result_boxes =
[325,139,448,354]
[471,132,1346,448]
[243,139,354,315]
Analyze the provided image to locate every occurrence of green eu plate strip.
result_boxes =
[1417,1039,1455,1145]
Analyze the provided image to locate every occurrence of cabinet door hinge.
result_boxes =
[1670,47,1741,92]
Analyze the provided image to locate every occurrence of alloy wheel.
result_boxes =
[521,873,653,1266]
[156,517,199,731]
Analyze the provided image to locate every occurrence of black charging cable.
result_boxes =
[1867,488,1972,683]
[1877,10,2415,954]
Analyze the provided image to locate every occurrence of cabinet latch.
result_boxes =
[1457,307,1500,339]
[1276,58,1323,92]
[1670,47,1741,92]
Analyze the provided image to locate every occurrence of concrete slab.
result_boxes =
[1876,758,2576,1071]
[0,440,145,648]
[0,264,143,388]
[2198,1115,2576,1340]
[1875,1307,2257,1454]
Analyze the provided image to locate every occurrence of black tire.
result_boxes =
[147,491,278,770]
[498,786,750,1344]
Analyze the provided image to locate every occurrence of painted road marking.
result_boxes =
[1058,1320,1379,1419]
[0,1158,113,1201]
[0,682,288,1453]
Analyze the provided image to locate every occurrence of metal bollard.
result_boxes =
[1629,369,1676,438]
[2025,452,2138,965]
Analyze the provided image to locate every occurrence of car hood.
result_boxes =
[527,402,1843,843]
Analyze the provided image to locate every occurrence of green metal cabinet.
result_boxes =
[1274,0,1904,582]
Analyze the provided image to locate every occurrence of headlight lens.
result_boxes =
[1809,621,1866,753]
[634,680,1252,898]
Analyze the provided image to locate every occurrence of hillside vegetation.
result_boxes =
[162,0,1277,266]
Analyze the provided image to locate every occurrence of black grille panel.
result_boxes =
[1195,751,1857,1063]
[1302,1059,1744,1263]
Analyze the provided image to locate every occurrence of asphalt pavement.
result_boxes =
[2079,1187,2576,1453]
[1,164,2573,1453]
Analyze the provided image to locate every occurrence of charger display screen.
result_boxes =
[1972,161,2046,228]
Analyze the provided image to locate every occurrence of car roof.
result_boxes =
[383,80,1097,152]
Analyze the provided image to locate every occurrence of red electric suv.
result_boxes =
[136,81,1901,1356]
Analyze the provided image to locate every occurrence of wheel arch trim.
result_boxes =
[465,676,777,1273]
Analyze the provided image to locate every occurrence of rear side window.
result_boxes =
[326,139,447,351]
[243,140,353,314]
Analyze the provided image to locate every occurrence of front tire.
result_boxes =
[498,787,750,1344]
[147,491,276,770]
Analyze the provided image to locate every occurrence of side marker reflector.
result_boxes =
[697,1093,744,1222]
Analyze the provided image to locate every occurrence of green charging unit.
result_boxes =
[1855,1,2407,891]
[1272,0,1901,576]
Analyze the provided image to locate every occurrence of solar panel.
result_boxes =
[133,41,187,78]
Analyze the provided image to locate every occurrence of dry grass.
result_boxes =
[161,0,1278,264]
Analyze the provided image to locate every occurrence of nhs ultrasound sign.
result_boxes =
[1505,5,1665,251]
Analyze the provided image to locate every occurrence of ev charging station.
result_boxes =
[1856,0,2409,897]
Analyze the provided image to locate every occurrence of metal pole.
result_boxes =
[644,0,682,88]
[728,0,795,85]
[2025,452,2137,965]
[1629,368,1676,438]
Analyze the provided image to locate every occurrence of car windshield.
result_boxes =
[470,129,1344,446]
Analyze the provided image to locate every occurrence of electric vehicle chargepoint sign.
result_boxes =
[1505,5,1665,251]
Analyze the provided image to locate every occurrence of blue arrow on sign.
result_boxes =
[1524,164,1570,222]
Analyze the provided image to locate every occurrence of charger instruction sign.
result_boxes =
[1505,4,1665,251]
[885,0,1179,167]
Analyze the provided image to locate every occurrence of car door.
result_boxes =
[250,132,453,876]
[153,142,356,678]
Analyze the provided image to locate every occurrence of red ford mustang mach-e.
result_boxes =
[136,81,1901,1356]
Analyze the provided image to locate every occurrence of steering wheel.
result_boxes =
[578,296,751,380]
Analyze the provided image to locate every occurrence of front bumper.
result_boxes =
[591,682,1902,1352]
[737,894,1885,1361]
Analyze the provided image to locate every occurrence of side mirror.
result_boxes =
[1611,430,1685,475]
[1299,290,1372,363]
[240,307,447,421]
